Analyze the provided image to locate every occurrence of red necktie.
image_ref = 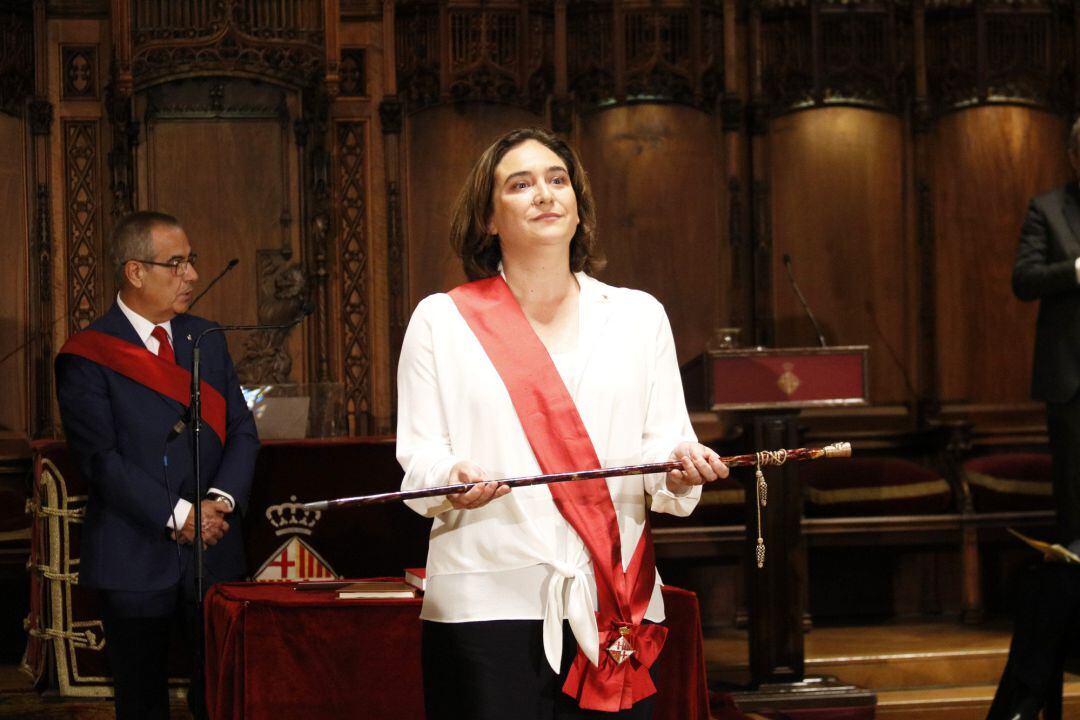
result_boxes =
[151,326,175,364]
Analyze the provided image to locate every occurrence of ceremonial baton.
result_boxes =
[303,442,851,512]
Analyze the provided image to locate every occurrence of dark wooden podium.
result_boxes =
[689,346,876,712]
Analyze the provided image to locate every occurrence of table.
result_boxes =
[205,581,710,720]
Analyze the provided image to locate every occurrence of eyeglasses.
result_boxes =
[130,254,197,276]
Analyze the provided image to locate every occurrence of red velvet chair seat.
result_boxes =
[962,452,1053,513]
[799,457,953,518]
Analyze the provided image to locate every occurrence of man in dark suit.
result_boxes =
[989,120,1080,720]
[55,211,259,720]
[1013,122,1080,550]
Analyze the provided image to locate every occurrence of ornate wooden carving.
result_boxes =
[394,2,440,109]
[28,97,52,135]
[63,120,102,335]
[106,80,137,218]
[128,0,325,89]
[924,1,1074,116]
[340,0,381,18]
[622,3,724,108]
[339,47,366,97]
[335,120,371,433]
[301,84,332,384]
[386,178,405,394]
[143,76,286,122]
[46,1,110,15]
[567,1,615,105]
[61,45,98,100]
[564,1,724,109]
[236,249,310,385]
[759,0,903,116]
[0,5,33,117]
[32,182,55,438]
[395,1,553,112]
[378,96,403,134]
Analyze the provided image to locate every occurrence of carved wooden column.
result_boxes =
[28,0,55,438]
[912,0,936,429]
[721,0,747,342]
[747,1,772,349]
[380,0,406,430]
[551,0,571,134]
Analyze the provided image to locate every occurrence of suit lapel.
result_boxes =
[98,302,144,348]
[99,302,188,417]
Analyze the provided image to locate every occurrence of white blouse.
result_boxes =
[395,273,700,672]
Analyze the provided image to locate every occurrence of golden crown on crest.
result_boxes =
[265,495,321,536]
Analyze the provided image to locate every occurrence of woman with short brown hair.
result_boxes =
[397,126,727,719]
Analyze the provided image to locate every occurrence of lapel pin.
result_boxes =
[186,334,192,341]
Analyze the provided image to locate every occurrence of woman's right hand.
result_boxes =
[446,461,510,510]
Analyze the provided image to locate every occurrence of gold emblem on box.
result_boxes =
[777,362,800,397]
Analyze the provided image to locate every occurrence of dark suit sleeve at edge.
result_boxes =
[1013,200,1080,301]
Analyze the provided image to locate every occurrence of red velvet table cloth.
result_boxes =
[205,581,709,720]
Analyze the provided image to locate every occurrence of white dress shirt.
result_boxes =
[396,273,700,672]
[115,294,235,529]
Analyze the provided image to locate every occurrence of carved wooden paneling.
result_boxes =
[767,108,910,406]
[759,0,903,116]
[140,79,301,375]
[128,0,325,89]
[61,45,98,101]
[566,1,615,105]
[565,0,724,110]
[0,5,33,117]
[395,1,553,112]
[395,3,440,108]
[0,115,29,433]
[63,120,101,335]
[404,104,541,307]
[931,107,1070,404]
[236,249,309,385]
[579,105,725,365]
[924,1,1074,116]
[335,120,371,433]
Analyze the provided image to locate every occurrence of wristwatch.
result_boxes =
[205,492,234,511]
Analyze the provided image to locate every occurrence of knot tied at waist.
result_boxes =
[543,561,597,673]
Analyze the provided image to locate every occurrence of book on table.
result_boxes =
[404,567,426,592]
[336,581,417,599]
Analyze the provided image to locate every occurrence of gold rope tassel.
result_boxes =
[753,449,790,570]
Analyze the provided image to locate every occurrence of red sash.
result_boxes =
[59,329,228,445]
[449,276,666,712]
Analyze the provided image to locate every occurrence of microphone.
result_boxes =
[782,253,827,348]
[188,258,239,311]
[187,303,314,600]
[0,314,66,368]
[166,410,190,442]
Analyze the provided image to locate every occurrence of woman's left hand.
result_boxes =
[666,442,729,494]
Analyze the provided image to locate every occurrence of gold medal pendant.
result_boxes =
[606,626,635,665]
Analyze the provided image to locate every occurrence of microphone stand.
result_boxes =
[782,254,827,348]
[188,305,312,706]
[188,258,239,311]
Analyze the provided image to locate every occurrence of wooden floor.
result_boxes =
[3,620,1079,718]
[0,667,192,719]
[706,619,1080,719]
